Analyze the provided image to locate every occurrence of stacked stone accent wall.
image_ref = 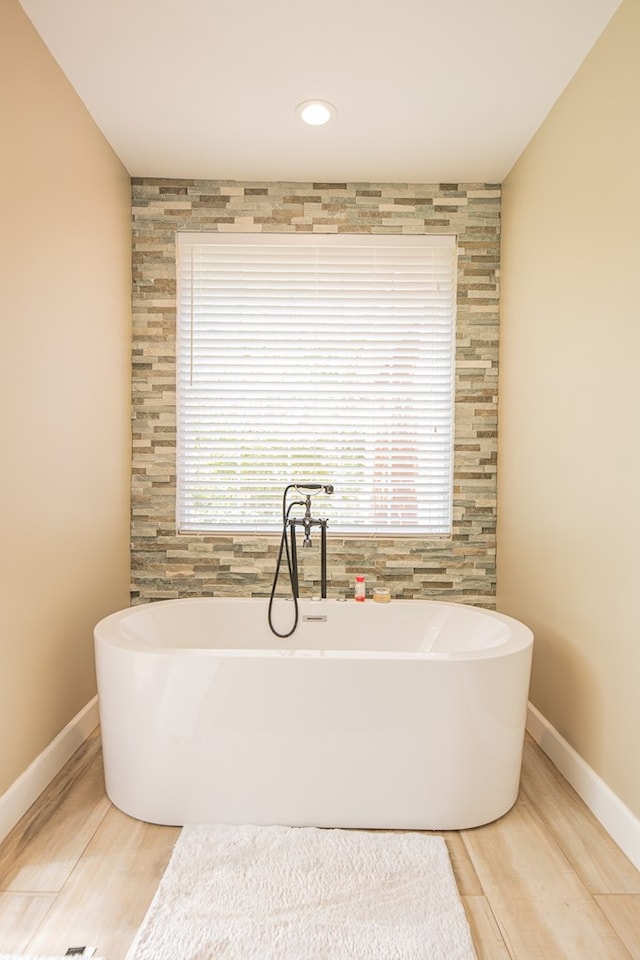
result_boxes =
[131,179,500,605]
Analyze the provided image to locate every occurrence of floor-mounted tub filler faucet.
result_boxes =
[288,483,334,597]
[268,483,334,638]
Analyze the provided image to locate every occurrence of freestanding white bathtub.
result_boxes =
[94,597,533,830]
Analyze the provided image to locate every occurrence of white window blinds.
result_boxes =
[176,232,457,534]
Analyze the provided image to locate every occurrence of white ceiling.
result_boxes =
[18,0,621,183]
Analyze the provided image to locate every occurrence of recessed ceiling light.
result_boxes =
[296,100,337,126]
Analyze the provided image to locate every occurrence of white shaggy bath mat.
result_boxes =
[125,823,476,960]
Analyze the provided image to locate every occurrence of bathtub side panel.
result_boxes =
[96,638,532,830]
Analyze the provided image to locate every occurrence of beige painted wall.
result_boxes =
[0,0,131,795]
[498,0,640,817]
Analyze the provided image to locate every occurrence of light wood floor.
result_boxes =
[0,729,638,959]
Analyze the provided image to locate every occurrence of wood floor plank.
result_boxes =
[0,735,111,893]
[520,738,640,895]
[0,892,55,953]
[462,896,512,959]
[444,832,483,896]
[462,801,633,959]
[595,895,640,959]
[25,805,180,960]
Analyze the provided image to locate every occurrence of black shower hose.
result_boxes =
[267,487,304,638]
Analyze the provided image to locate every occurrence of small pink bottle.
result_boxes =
[355,575,365,602]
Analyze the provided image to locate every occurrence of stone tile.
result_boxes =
[130,179,500,604]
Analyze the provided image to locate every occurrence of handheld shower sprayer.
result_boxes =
[293,483,334,495]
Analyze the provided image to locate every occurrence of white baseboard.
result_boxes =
[0,696,99,845]
[526,702,640,871]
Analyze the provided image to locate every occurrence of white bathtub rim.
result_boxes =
[95,645,526,662]
[95,596,533,661]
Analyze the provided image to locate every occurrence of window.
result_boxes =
[176,232,457,535]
